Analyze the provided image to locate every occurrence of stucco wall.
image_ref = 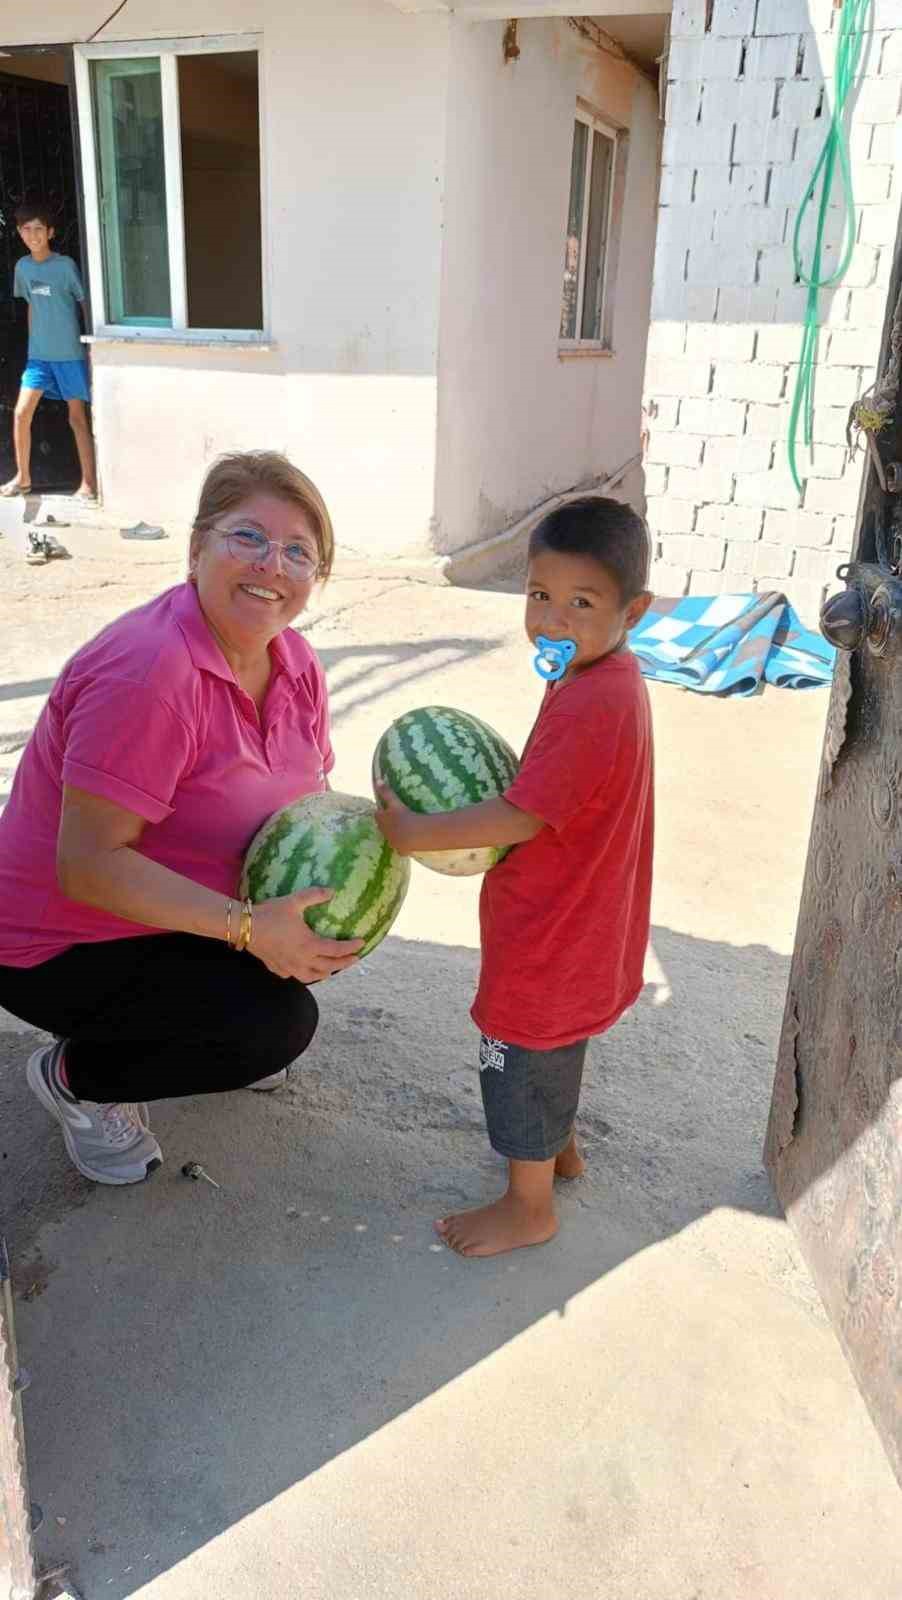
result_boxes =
[433,17,660,556]
[643,0,902,620]
[0,1,266,49]
[1,1,448,553]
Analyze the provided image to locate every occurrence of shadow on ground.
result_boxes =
[0,677,57,705]
[0,922,798,1597]
[315,637,503,722]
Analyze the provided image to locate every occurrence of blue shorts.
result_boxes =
[21,359,91,404]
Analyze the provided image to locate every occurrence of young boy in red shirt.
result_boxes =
[376,497,654,1257]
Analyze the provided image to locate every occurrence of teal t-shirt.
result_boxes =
[14,253,86,362]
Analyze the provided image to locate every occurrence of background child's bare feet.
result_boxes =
[434,1193,559,1257]
[554,1134,585,1181]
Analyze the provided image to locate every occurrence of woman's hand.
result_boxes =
[249,889,364,983]
[56,788,363,984]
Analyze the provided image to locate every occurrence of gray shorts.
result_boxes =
[478,1034,588,1162]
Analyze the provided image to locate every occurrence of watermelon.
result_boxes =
[240,791,410,957]
[373,705,520,877]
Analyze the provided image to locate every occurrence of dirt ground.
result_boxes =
[1,519,900,1600]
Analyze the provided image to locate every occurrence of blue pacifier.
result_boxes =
[533,636,577,682]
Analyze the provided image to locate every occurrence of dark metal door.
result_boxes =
[765,230,902,1486]
[0,68,81,492]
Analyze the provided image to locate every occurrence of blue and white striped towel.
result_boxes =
[629,592,835,697]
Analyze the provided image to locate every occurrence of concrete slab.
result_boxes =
[1,541,899,1599]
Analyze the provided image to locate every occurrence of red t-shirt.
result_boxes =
[471,649,654,1050]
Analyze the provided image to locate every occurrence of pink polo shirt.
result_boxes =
[0,583,334,967]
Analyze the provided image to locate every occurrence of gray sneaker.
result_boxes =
[27,1042,163,1186]
[250,1068,288,1093]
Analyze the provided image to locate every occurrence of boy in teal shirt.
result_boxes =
[1,201,96,500]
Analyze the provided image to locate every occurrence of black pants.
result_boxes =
[0,934,319,1103]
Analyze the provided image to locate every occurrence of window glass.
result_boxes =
[559,119,588,342]
[581,128,614,342]
[92,58,171,325]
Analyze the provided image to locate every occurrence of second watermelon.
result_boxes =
[373,705,520,877]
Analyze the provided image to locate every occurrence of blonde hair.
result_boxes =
[190,451,335,580]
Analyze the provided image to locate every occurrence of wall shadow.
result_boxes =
[1,921,808,1596]
[0,676,56,704]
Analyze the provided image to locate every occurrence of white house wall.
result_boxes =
[433,18,660,557]
[644,0,902,619]
[0,0,264,46]
[2,0,449,554]
[387,2,671,17]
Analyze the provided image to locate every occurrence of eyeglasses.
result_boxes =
[210,525,321,579]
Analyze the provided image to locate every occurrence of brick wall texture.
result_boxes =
[643,0,902,619]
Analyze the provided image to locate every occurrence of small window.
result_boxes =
[77,40,264,338]
[559,111,623,350]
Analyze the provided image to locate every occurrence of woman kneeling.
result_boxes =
[0,451,361,1184]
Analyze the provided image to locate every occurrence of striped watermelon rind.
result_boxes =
[372,706,520,878]
[240,791,410,957]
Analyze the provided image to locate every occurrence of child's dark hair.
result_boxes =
[14,199,56,229]
[529,496,651,603]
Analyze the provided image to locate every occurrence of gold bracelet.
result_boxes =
[225,898,233,948]
[235,897,253,953]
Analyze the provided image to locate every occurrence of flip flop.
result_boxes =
[0,483,32,498]
[120,521,167,541]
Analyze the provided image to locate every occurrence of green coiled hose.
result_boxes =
[788,0,873,493]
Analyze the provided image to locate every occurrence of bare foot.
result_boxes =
[554,1134,585,1181]
[0,477,31,497]
[434,1192,559,1257]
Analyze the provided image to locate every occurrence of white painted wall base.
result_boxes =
[441,452,643,584]
[92,361,439,554]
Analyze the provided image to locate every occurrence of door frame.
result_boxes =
[0,43,92,332]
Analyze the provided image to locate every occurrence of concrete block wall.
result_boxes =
[644,0,902,619]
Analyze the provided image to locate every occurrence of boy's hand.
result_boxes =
[375,782,542,854]
[374,781,423,855]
